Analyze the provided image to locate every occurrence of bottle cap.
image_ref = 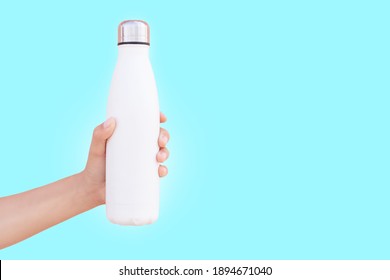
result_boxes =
[118,20,150,45]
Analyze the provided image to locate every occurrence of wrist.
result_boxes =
[76,171,105,207]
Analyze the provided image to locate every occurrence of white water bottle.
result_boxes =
[106,20,160,226]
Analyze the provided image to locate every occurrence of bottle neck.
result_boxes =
[117,44,150,58]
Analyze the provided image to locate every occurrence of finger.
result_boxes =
[158,165,168,177]
[89,118,116,158]
[160,112,167,123]
[156,147,170,163]
[158,128,170,147]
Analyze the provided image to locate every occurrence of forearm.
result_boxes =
[0,172,101,249]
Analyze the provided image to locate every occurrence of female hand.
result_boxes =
[81,112,170,205]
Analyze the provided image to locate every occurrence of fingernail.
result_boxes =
[161,135,168,143]
[160,166,168,177]
[104,118,114,128]
[159,151,167,160]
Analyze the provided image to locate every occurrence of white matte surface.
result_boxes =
[106,45,160,225]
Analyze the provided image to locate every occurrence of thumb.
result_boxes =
[89,117,116,158]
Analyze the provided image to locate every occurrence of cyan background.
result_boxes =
[0,0,389,259]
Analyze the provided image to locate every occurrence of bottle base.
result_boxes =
[107,216,158,226]
[106,204,159,226]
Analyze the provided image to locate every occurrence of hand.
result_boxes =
[81,112,170,205]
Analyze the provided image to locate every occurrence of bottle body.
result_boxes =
[106,45,160,226]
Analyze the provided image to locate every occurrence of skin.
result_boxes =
[0,112,170,249]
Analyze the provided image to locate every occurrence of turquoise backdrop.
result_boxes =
[0,0,390,259]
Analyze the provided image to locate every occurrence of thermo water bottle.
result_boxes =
[106,20,160,225]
